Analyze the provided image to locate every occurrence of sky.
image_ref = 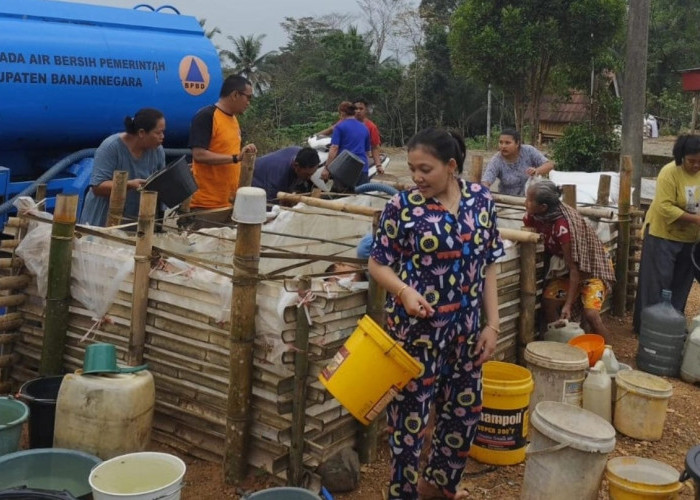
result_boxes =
[66,0,367,55]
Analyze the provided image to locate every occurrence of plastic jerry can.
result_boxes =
[53,371,155,459]
[543,320,585,343]
[583,361,611,422]
[681,326,700,383]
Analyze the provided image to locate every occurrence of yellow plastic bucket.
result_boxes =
[606,456,682,499]
[613,370,673,441]
[469,361,534,465]
[319,315,423,425]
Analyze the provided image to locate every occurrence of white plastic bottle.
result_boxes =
[601,345,620,375]
[583,361,612,422]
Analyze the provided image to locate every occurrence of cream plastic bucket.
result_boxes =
[521,401,616,500]
[89,452,186,500]
[614,369,673,441]
[524,341,589,412]
[606,456,682,499]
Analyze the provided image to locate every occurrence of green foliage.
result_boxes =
[647,87,693,134]
[449,0,625,135]
[552,123,619,172]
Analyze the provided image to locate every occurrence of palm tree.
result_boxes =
[221,34,276,94]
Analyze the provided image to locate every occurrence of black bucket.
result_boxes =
[328,150,364,188]
[17,375,64,449]
[680,444,700,500]
[0,487,79,499]
[142,155,198,208]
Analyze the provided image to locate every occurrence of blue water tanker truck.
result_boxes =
[0,0,223,226]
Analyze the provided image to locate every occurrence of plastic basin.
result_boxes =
[0,448,101,498]
[568,334,605,367]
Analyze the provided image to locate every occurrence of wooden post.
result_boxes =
[127,191,157,365]
[518,229,538,363]
[237,151,257,190]
[289,278,311,485]
[107,171,129,227]
[358,214,385,464]
[39,194,78,376]
[469,155,484,183]
[35,183,47,204]
[596,175,611,206]
[562,184,577,208]
[613,156,632,316]
[224,220,262,483]
[692,92,699,135]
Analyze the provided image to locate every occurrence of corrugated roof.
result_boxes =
[528,92,590,123]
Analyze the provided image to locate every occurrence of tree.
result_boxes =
[221,34,276,93]
[356,0,409,62]
[449,0,625,143]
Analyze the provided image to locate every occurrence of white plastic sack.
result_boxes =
[71,236,134,320]
[15,223,52,298]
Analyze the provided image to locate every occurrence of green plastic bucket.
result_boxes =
[0,396,29,456]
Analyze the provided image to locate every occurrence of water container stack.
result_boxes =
[637,289,687,377]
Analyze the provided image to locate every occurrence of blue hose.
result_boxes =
[0,148,96,215]
[354,182,398,196]
[0,148,193,216]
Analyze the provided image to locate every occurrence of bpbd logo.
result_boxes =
[179,56,210,96]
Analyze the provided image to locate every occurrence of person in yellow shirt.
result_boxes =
[634,134,700,334]
[188,74,257,228]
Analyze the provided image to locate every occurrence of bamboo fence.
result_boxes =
[2,190,623,483]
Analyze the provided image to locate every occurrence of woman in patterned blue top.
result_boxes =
[369,127,505,499]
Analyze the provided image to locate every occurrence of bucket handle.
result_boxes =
[525,440,571,456]
[679,469,692,483]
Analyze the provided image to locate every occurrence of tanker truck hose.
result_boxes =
[0,148,96,216]
[354,182,399,196]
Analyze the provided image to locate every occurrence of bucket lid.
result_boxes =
[524,341,589,371]
[615,369,673,398]
[607,456,680,486]
[682,445,700,482]
[531,401,616,453]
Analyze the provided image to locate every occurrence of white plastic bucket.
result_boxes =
[89,452,186,500]
[521,401,616,500]
[524,341,589,412]
[614,369,673,441]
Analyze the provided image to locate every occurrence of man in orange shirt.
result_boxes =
[188,74,257,228]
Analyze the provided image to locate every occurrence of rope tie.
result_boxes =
[296,290,317,326]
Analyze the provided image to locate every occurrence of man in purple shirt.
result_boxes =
[252,146,320,203]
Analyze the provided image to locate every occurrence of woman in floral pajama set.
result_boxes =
[369,128,504,499]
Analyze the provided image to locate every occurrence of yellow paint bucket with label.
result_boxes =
[469,361,534,465]
[319,315,423,425]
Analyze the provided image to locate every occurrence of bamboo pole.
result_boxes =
[237,151,257,190]
[6,218,28,228]
[0,313,23,332]
[128,191,157,365]
[491,193,614,219]
[0,240,19,250]
[562,184,577,208]
[358,213,385,464]
[289,277,310,486]
[0,294,25,308]
[277,192,381,217]
[224,219,262,483]
[0,257,23,269]
[518,229,538,363]
[35,183,47,204]
[107,170,129,227]
[40,194,78,376]
[596,175,611,206]
[0,275,30,290]
[469,155,484,183]
[613,156,632,316]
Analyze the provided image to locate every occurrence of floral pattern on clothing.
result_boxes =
[370,179,504,498]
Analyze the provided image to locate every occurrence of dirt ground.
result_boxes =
[167,136,699,499]
[174,284,700,499]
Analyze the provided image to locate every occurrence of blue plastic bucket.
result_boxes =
[0,448,101,498]
[0,396,29,456]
